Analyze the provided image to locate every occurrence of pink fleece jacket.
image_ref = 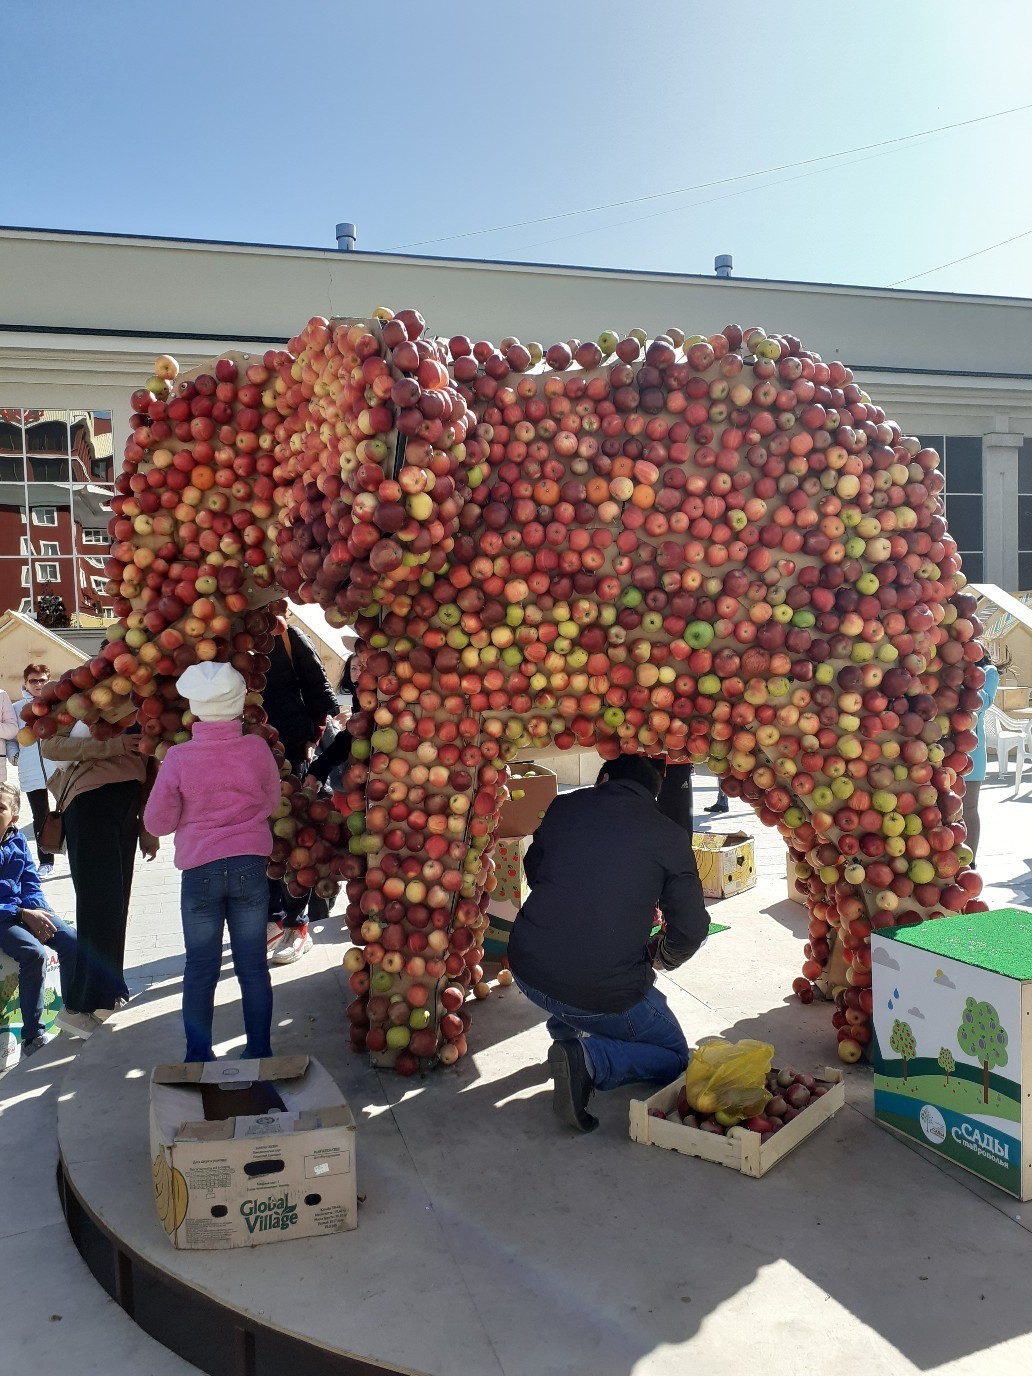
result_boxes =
[143,721,283,871]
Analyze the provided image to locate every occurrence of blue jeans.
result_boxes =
[0,910,77,1042]
[513,976,690,1091]
[181,856,273,1063]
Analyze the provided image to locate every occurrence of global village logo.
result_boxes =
[240,1193,299,1233]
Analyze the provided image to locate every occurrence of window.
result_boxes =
[17,599,32,615]
[19,536,28,556]
[1019,442,1032,591]
[21,566,29,587]
[90,576,108,594]
[39,541,60,558]
[82,528,108,545]
[35,562,59,583]
[32,507,57,526]
[918,435,984,584]
[0,456,24,480]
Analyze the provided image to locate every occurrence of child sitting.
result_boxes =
[0,782,79,1056]
[144,662,283,1062]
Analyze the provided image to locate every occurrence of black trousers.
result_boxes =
[63,780,140,1013]
[26,787,54,866]
[268,742,329,931]
[658,764,694,836]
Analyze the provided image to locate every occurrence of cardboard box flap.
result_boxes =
[693,831,751,851]
[152,1054,310,1086]
[299,1103,356,1133]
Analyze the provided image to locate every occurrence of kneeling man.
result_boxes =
[507,755,710,1133]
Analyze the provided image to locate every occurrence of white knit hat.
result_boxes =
[177,662,246,722]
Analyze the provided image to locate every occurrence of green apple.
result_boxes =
[685,621,715,649]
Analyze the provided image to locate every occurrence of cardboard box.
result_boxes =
[484,835,530,957]
[629,1067,844,1177]
[0,947,64,1070]
[692,832,756,900]
[873,908,1032,1199]
[149,1055,357,1249]
[497,763,557,839]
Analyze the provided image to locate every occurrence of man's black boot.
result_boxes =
[705,798,729,814]
[547,1041,598,1133]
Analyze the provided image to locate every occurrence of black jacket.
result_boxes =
[507,779,710,1013]
[262,627,339,760]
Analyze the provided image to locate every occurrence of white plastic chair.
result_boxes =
[984,706,1028,798]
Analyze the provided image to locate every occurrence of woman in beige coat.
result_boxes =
[41,707,158,1035]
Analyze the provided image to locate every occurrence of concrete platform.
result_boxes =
[49,777,1032,1376]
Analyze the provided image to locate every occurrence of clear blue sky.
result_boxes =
[5,0,1032,297]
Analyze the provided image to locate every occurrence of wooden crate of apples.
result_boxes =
[629,1063,845,1177]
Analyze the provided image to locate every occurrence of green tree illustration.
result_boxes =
[957,998,1009,1105]
[937,1046,955,1085]
[889,1019,917,1081]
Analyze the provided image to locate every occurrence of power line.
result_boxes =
[888,227,1032,287]
[386,102,1032,253]
[516,140,938,252]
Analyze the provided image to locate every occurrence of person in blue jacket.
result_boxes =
[0,782,79,1055]
[963,650,1001,863]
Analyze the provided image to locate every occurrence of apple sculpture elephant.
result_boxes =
[19,311,986,1073]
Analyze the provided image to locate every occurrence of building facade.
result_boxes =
[1,225,1031,616]
[0,406,115,624]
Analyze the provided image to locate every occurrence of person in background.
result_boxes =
[507,755,711,1134]
[705,778,729,815]
[40,701,158,1037]
[658,761,694,835]
[307,659,356,787]
[145,663,281,1063]
[962,649,1001,864]
[262,618,339,964]
[0,782,79,1055]
[0,686,18,785]
[12,663,59,875]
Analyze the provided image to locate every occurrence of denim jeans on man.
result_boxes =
[513,975,689,1089]
[0,909,77,1042]
[181,855,273,1062]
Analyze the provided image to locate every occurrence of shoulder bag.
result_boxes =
[38,762,84,856]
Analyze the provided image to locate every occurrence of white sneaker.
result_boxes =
[55,1010,103,1039]
[266,921,285,952]
[37,863,54,879]
[271,925,313,965]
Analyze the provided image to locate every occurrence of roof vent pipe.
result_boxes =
[335,222,357,252]
[714,254,733,278]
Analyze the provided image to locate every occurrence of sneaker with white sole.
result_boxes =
[266,920,285,953]
[271,924,313,965]
[93,997,132,1023]
[21,1033,51,1057]
[55,1010,103,1039]
[37,863,54,879]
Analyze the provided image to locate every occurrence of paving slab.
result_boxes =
[5,773,1032,1373]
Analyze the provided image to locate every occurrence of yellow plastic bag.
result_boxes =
[683,1037,774,1125]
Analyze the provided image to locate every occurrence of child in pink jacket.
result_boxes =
[144,662,282,1062]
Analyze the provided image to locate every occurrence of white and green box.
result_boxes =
[0,948,64,1070]
[873,909,1031,1198]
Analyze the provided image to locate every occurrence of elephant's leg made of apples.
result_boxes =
[340,706,502,1071]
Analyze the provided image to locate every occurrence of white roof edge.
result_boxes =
[972,584,1032,633]
[0,608,88,658]
[3,226,1032,310]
